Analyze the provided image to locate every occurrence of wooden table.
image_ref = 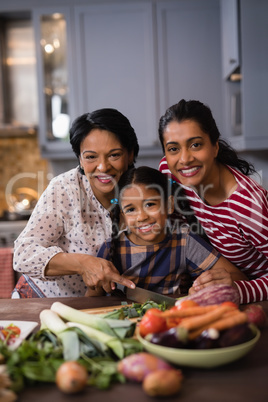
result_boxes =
[1,297,268,402]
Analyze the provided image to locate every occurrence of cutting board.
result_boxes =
[81,304,141,325]
[81,304,132,315]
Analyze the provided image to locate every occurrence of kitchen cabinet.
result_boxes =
[33,2,159,157]
[156,0,223,131]
[0,16,38,132]
[220,0,240,80]
[2,0,267,158]
[221,0,268,150]
[74,2,157,149]
[31,0,223,160]
[32,6,76,158]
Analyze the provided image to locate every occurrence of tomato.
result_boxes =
[7,325,21,336]
[139,308,167,337]
[175,300,199,310]
[0,324,21,343]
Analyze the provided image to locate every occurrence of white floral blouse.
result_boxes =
[12,167,112,297]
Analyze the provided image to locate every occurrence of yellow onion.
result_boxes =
[56,361,88,394]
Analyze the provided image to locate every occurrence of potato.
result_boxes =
[142,368,183,397]
[117,352,172,382]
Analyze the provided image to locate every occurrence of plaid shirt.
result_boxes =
[97,228,220,295]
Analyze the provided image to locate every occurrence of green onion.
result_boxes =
[51,302,115,336]
[40,309,68,333]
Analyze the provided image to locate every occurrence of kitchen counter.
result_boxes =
[0,296,268,402]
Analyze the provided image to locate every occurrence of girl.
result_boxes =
[94,166,247,296]
[158,99,268,303]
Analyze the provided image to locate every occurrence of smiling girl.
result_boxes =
[94,166,247,296]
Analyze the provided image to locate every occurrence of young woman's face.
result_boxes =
[120,184,172,246]
[163,120,219,193]
[80,129,133,203]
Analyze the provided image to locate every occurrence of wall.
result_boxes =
[239,151,268,189]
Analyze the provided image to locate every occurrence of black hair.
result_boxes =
[69,108,139,174]
[109,166,206,264]
[158,99,256,175]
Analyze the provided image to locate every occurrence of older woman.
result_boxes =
[12,108,139,298]
[158,99,268,304]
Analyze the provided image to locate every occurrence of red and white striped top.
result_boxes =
[159,156,268,304]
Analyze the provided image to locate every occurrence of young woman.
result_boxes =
[12,108,139,298]
[93,166,247,296]
[158,99,268,303]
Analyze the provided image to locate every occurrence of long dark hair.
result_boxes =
[69,108,139,174]
[158,99,256,175]
[109,166,205,264]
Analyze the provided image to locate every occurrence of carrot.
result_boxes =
[178,304,237,331]
[156,304,219,319]
[207,311,248,332]
[220,308,242,319]
[187,309,243,340]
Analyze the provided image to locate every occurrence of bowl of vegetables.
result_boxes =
[137,325,260,368]
[136,300,261,368]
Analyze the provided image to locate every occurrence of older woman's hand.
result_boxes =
[46,252,135,294]
[81,256,135,294]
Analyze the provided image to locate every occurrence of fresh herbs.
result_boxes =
[0,330,64,392]
[101,301,168,320]
[0,300,167,394]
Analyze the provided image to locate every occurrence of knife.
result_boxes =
[115,284,177,307]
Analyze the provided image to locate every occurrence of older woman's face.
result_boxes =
[163,120,219,192]
[80,129,133,202]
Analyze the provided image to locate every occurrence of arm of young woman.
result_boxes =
[188,256,248,294]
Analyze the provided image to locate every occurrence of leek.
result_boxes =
[51,302,115,336]
[67,322,124,359]
[103,319,136,339]
[40,309,80,361]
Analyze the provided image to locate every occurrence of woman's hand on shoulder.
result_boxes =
[189,267,234,294]
[188,256,248,294]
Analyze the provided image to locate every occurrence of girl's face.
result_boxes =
[80,129,133,206]
[163,120,219,193]
[120,184,173,246]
